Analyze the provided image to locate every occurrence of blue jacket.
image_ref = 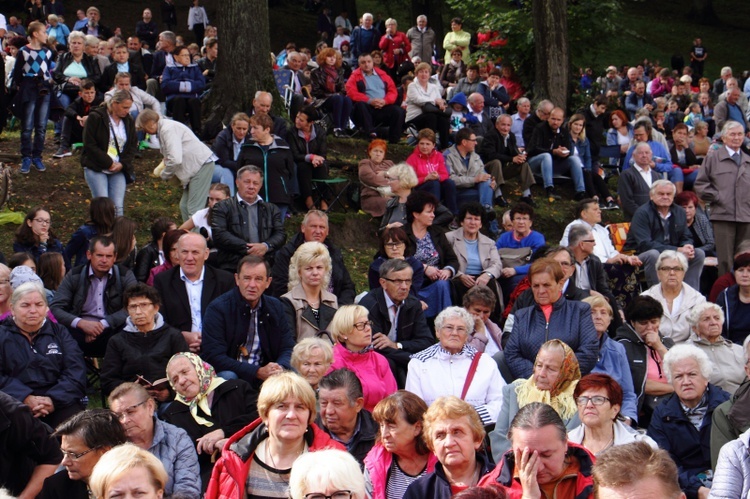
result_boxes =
[161,63,206,101]
[495,230,546,275]
[717,285,750,345]
[403,451,494,499]
[506,297,599,380]
[625,92,656,119]
[149,417,202,498]
[62,224,97,270]
[0,318,86,408]
[13,239,63,263]
[202,290,294,387]
[647,385,730,498]
[623,201,693,254]
[622,140,672,172]
[571,136,592,170]
[592,334,638,421]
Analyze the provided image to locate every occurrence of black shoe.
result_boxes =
[494,196,509,207]
[574,191,587,201]
[519,196,536,207]
[546,187,561,201]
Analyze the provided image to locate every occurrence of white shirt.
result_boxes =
[511,113,526,147]
[560,219,619,261]
[633,163,654,188]
[383,291,401,342]
[180,267,205,332]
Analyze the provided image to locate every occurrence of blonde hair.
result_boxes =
[288,242,332,291]
[291,338,334,372]
[582,295,613,317]
[89,443,167,499]
[422,396,485,451]
[387,163,418,190]
[328,305,369,344]
[257,372,318,422]
[289,449,366,499]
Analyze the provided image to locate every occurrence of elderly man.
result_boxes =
[249,91,288,138]
[406,15,436,64]
[282,51,312,120]
[618,67,639,96]
[511,97,531,148]
[359,259,433,387]
[444,128,496,210]
[270,210,356,304]
[350,13,381,59]
[145,30,177,98]
[695,120,750,276]
[714,66,733,95]
[597,65,621,97]
[81,6,113,40]
[202,255,295,387]
[714,87,750,135]
[618,142,662,220]
[154,233,235,353]
[465,92,493,139]
[527,107,586,202]
[623,180,705,289]
[316,369,377,467]
[625,80,655,120]
[135,8,158,49]
[521,99,552,152]
[622,120,671,172]
[50,236,137,357]
[717,77,749,114]
[6,16,26,36]
[211,165,286,271]
[345,53,404,144]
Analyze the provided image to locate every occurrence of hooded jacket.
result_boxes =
[236,137,295,206]
[406,147,449,184]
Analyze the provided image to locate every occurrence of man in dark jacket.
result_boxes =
[50,236,137,357]
[135,8,158,50]
[579,95,609,157]
[249,91,288,139]
[202,256,295,387]
[211,165,286,272]
[99,42,147,93]
[359,259,434,387]
[270,210,356,304]
[316,369,377,467]
[80,7,114,40]
[623,179,705,289]
[480,114,536,206]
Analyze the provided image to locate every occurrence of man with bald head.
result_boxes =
[466,92,493,139]
[617,142,661,220]
[250,91,288,138]
[154,232,235,352]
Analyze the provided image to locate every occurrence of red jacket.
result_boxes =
[478,442,595,499]
[378,31,411,69]
[406,147,449,184]
[205,418,345,499]
[345,67,398,105]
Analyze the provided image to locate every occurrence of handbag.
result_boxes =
[497,246,533,270]
[460,352,482,400]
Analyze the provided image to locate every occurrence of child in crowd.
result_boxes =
[53,79,102,158]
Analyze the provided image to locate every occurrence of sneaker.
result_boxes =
[20,157,31,174]
[32,158,46,172]
[519,196,536,207]
[53,146,72,158]
[606,200,619,210]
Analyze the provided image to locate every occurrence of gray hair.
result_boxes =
[237,165,264,179]
[159,31,176,46]
[507,402,567,443]
[517,97,530,107]
[48,14,58,22]
[107,89,132,107]
[721,66,732,76]
[536,99,553,114]
[687,302,724,329]
[10,282,47,308]
[743,336,750,362]
[417,15,427,22]
[84,34,100,48]
[302,210,328,227]
[634,142,652,155]
[655,250,688,274]
[135,108,159,128]
[387,163,418,190]
[254,90,272,101]
[291,338,334,373]
[722,120,746,136]
[385,18,397,26]
[435,306,474,336]
[319,368,363,403]
[649,179,676,196]
[289,449,365,499]
[568,224,592,247]
[362,13,373,21]
[663,343,712,382]
[379,258,412,279]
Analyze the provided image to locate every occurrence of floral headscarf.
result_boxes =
[515,339,581,420]
[167,352,226,427]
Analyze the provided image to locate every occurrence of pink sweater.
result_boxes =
[328,343,398,412]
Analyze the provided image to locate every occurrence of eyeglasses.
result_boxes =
[582,239,596,243]
[352,320,373,331]
[127,301,154,311]
[61,447,100,461]
[442,325,468,334]
[576,396,610,406]
[33,218,51,225]
[113,399,149,421]
[305,492,352,499]
[658,266,685,273]
[384,242,405,249]
[382,277,412,286]
[557,261,573,267]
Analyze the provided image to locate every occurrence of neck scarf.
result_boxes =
[167,352,226,427]
[515,339,581,420]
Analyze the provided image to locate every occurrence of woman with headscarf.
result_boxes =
[163,352,258,488]
[489,339,582,462]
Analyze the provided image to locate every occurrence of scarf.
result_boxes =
[167,352,226,427]
[323,65,338,94]
[515,339,581,420]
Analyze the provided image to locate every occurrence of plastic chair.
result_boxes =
[606,222,630,253]
[312,177,351,213]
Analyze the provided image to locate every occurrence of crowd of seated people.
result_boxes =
[7,6,750,499]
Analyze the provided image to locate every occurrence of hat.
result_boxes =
[9,265,43,290]
[606,65,617,73]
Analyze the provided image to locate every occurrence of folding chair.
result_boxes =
[606,222,630,253]
[273,69,294,118]
[598,145,622,178]
[311,177,351,213]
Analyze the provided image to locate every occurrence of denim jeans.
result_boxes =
[212,164,235,195]
[54,92,72,135]
[21,91,51,159]
[456,180,494,208]
[529,153,585,192]
[528,153,554,188]
[84,168,127,216]
[416,179,459,214]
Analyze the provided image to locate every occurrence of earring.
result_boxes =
[343,336,348,341]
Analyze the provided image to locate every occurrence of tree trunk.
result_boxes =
[531,0,569,108]
[687,0,719,25]
[205,0,281,123]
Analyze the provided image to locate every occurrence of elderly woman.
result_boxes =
[281,242,338,342]
[403,396,493,498]
[311,47,353,137]
[291,338,334,392]
[380,163,453,232]
[290,449,366,499]
[717,253,750,345]
[38,410,127,499]
[463,286,503,356]
[359,139,395,218]
[287,105,330,211]
[0,282,86,428]
[137,109,215,222]
[505,258,599,380]
[52,31,100,128]
[108,382,201,498]
[406,72,452,154]
[100,283,188,400]
[405,190,459,318]
[647,344,730,499]
[368,227,425,296]
[81,89,137,217]
[378,18,411,80]
[206,372,345,497]
[568,373,657,455]
[328,305,397,412]
[642,250,706,343]
[480,402,596,495]
[489,339,581,461]
[446,202,503,310]
[581,295,638,423]
[89,443,168,499]
[712,426,750,498]
[406,306,505,426]
[13,206,63,262]
[161,45,206,133]
[687,302,745,395]
[163,353,258,488]
[364,391,438,499]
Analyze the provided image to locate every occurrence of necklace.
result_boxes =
[583,429,614,454]
[264,439,303,471]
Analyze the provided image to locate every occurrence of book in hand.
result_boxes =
[135,374,170,391]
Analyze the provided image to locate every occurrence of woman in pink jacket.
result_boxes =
[406,128,458,216]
